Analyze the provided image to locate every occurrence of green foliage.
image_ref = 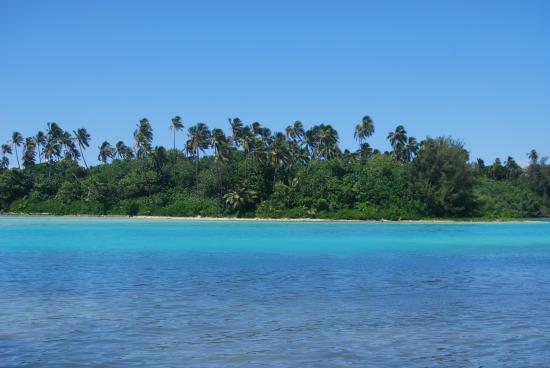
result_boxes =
[409,137,475,217]
[1,119,548,220]
[474,178,542,218]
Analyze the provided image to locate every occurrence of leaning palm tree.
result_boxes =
[73,128,91,168]
[354,115,375,145]
[169,116,184,151]
[98,141,114,164]
[10,132,23,168]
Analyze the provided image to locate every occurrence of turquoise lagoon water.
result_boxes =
[1,216,550,367]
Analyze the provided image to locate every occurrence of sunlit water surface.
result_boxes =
[1,216,550,367]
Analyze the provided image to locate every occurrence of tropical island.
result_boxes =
[1,116,548,220]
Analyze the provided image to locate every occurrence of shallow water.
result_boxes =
[1,216,550,367]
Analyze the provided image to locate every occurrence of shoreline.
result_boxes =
[1,212,539,223]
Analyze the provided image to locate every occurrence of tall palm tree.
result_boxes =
[354,115,375,145]
[73,128,91,168]
[10,132,23,168]
[169,116,184,151]
[98,141,114,164]
[34,131,46,163]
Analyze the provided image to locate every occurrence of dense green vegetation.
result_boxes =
[1,117,549,219]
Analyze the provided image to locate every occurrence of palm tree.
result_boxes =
[354,115,375,145]
[528,149,539,165]
[169,116,184,151]
[1,143,12,169]
[73,128,91,168]
[228,117,243,148]
[251,122,262,136]
[115,141,134,160]
[186,123,211,160]
[61,131,80,161]
[268,135,291,182]
[310,124,340,160]
[45,122,64,163]
[286,121,305,144]
[10,132,23,168]
[238,126,255,158]
[210,128,229,162]
[186,123,211,189]
[357,142,373,159]
[387,125,408,162]
[98,141,114,164]
[210,128,229,195]
[23,137,36,167]
[134,118,153,158]
[404,136,419,163]
[223,186,259,214]
[152,146,168,171]
[34,131,46,163]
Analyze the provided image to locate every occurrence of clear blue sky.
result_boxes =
[1,0,549,165]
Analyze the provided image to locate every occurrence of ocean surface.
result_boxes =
[1,216,550,367]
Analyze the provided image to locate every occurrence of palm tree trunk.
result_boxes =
[15,147,20,169]
[195,151,199,192]
[79,143,88,168]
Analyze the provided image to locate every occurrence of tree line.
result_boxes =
[1,116,549,219]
